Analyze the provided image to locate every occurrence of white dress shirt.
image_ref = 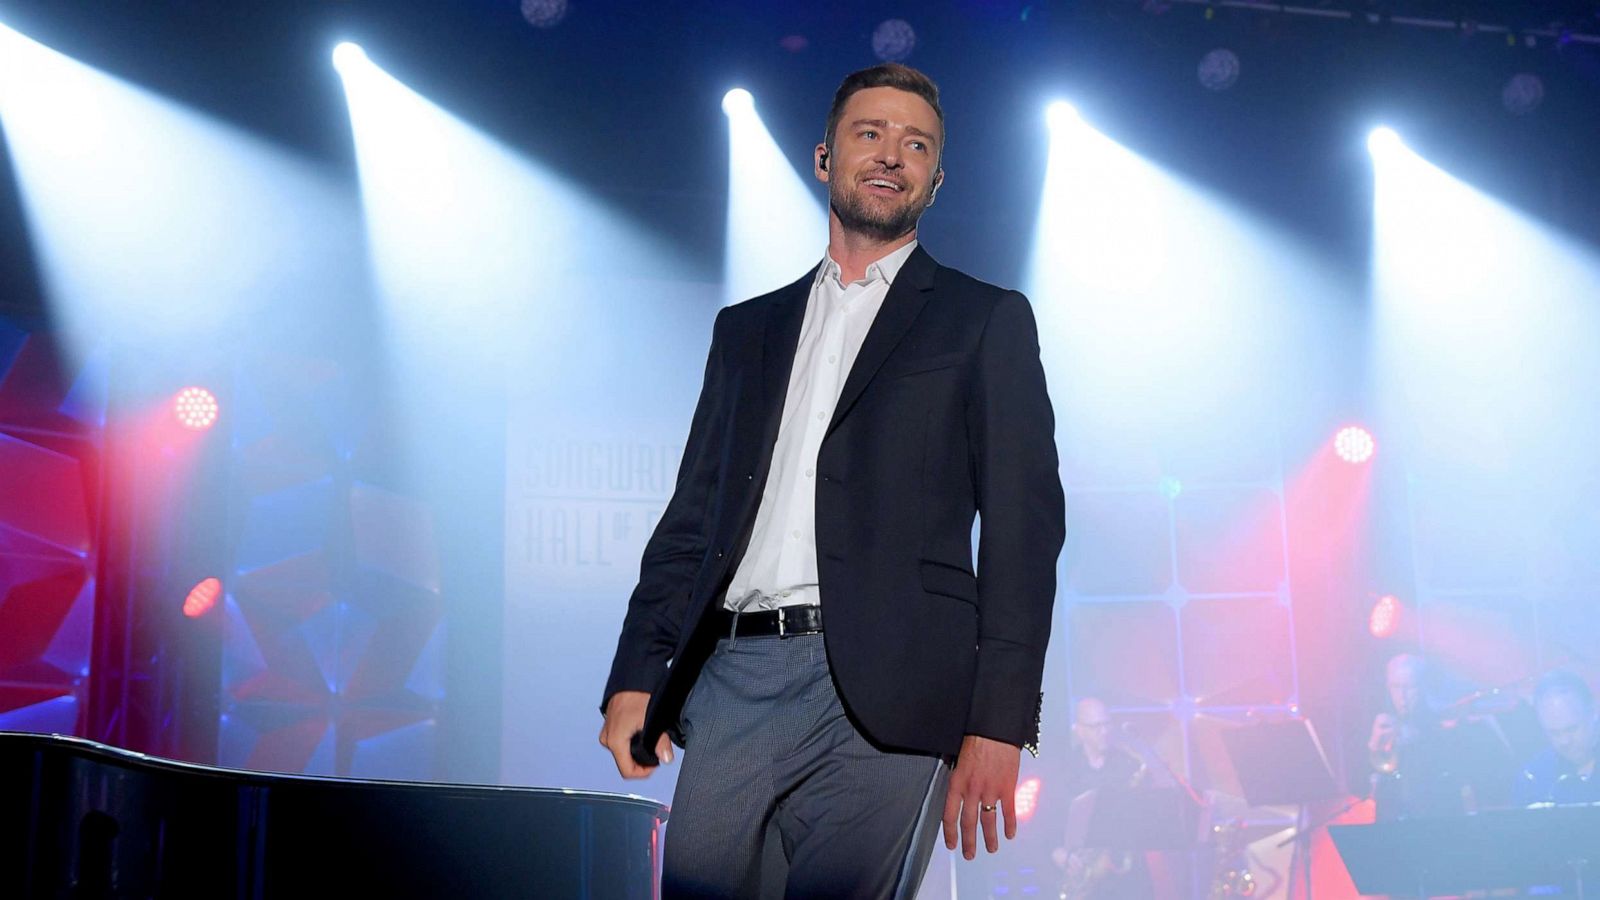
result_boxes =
[723,240,919,612]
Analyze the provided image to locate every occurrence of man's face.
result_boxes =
[817,86,943,243]
[1537,693,1599,769]
[1073,699,1112,756]
[1387,657,1423,718]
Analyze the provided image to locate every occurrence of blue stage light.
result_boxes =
[721,88,754,117]
[1045,101,1079,131]
[721,88,825,303]
[332,42,368,75]
[1366,126,1402,157]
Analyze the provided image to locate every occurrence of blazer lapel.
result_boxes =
[825,244,938,438]
[756,265,818,457]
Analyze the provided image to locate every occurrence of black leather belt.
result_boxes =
[711,604,823,639]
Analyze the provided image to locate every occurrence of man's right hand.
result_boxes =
[1369,713,1397,755]
[599,691,674,779]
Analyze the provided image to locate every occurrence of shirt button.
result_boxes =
[806,468,815,478]
[816,411,825,421]
[828,355,838,364]
[792,530,801,539]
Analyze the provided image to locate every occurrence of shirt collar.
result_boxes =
[818,240,919,289]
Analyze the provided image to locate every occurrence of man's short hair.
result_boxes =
[1387,653,1427,676]
[1535,670,1596,713]
[824,63,945,162]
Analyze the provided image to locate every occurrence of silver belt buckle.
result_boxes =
[776,607,787,639]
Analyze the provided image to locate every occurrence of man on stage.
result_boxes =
[1056,698,1152,900]
[598,63,1065,897]
[1368,652,1456,819]
[1513,670,1600,806]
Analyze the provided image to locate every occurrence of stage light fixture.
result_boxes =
[1014,777,1041,822]
[1333,425,1375,465]
[1368,594,1402,639]
[871,18,917,62]
[520,0,569,29]
[1198,48,1241,91]
[1367,127,1403,157]
[1502,73,1544,116]
[721,88,754,117]
[332,42,368,75]
[183,577,223,618]
[174,386,219,431]
[1045,101,1079,131]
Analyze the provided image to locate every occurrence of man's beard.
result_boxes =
[829,179,930,243]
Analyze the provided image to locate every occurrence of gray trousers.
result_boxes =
[662,633,950,899]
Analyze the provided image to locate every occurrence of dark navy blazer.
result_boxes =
[603,245,1066,759]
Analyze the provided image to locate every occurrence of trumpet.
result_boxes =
[1369,712,1400,774]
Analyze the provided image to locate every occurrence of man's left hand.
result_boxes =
[942,734,1020,860]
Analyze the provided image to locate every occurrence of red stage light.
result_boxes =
[1334,426,1376,464]
[174,387,219,431]
[1014,777,1041,823]
[1368,594,1402,639]
[183,577,223,618]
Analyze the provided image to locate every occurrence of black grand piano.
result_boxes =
[1,731,667,898]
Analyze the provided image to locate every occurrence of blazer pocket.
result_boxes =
[920,559,979,604]
[879,351,968,381]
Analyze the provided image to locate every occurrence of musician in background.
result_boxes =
[1056,697,1152,900]
[1368,653,1436,775]
[1064,698,1143,799]
[1512,671,1600,806]
[1368,653,1471,819]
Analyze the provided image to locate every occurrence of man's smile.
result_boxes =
[861,176,906,194]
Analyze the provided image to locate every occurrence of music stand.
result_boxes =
[1220,719,1343,899]
[1064,786,1203,854]
[1330,804,1600,898]
[1220,719,1342,808]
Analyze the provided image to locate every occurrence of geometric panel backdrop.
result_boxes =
[1063,490,1173,596]
[0,316,103,737]
[1062,444,1299,798]
[1406,474,1600,701]
[218,357,443,778]
[1181,596,1295,708]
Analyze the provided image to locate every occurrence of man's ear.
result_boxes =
[928,168,944,205]
[814,142,830,183]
